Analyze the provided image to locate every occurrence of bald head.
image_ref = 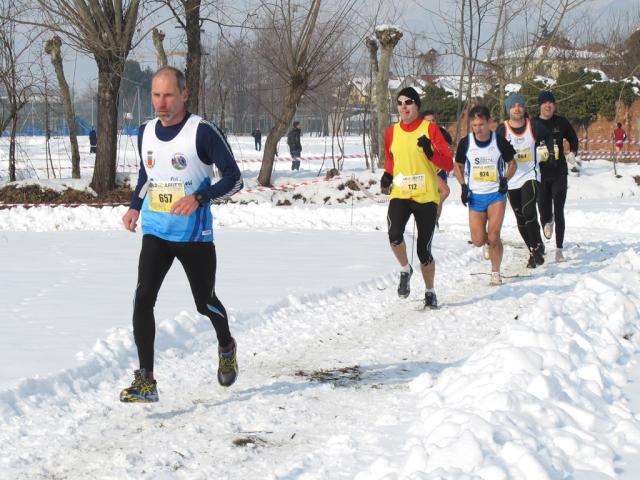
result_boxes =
[152,66,187,92]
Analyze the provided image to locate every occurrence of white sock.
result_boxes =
[400,264,411,273]
[425,288,435,293]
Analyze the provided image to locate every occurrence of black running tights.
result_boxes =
[133,234,232,372]
[538,175,567,248]
[508,179,543,250]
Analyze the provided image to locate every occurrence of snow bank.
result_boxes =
[358,249,640,479]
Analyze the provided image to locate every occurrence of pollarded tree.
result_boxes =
[33,1,143,193]
[373,25,402,168]
[45,35,80,179]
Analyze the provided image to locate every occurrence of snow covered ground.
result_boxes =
[1,136,640,479]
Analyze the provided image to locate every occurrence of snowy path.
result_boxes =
[2,217,639,479]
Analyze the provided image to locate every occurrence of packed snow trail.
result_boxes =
[1,222,639,479]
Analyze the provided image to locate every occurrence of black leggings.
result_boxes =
[508,179,543,250]
[387,199,437,265]
[133,234,232,372]
[538,175,567,248]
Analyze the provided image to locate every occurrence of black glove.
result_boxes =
[380,172,393,193]
[417,135,433,159]
[461,184,469,206]
[547,150,557,168]
[499,177,508,194]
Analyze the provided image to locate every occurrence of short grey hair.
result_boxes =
[152,66,187,91]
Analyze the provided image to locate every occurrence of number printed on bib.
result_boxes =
[472,164,497,182]
[397,174,427,196]
[515,148,532,163]
[149,181,185,212]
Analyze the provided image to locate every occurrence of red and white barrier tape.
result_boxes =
[237,154,366,164]
[580,151,640,159]
[0,202,128,209]
[0,175,349,208]
[241,175,344,193]
[580,138,640,146]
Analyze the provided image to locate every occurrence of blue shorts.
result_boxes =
[437,170,448,182]
[469,191,506,213]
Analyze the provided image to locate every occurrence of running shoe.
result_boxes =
[533,244,545,266]
[490,272,502,286]
[218,338,238,387]
[483,243,491,260]
[555,248,566,263]
[423,291,438,309]
[397,265,413,298]
[120,369,159,403]
[543,216,554,240]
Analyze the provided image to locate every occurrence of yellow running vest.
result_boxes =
[389,120,440,204]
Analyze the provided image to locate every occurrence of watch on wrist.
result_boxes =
[194,192,205,206]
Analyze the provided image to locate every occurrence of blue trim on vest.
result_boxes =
[189,208,202,241]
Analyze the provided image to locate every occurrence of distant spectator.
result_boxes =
[613,122,627,152]
[287,121,302,170]
[252,127,262,151]
[89,128,97,154]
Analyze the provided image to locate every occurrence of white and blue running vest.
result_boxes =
[140,114,214,242]
[465,131,504,195]
[503,120,539,189]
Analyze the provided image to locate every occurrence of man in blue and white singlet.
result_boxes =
[454,105,516,286]
[119,67,243,403]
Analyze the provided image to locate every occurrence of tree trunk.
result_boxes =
[90,63,123,194]
[366,37,379,166]
[9,111,17,182]
[374,27,403,168]
[258,78,307,186]
[184,0,202,114]
[152,28,168,68]
[498,74,506,122]
[45,36,80,179]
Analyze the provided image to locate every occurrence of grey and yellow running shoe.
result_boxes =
[218,338,238,387]
[120,369,159,403]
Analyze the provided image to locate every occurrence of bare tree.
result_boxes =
[45,35,80,178]
[158,0,203,113]
[365,36,379,165]
[373,26,402,168]
[0,0,40,182]
[253,0,364,186]
[30,0,143,193]
[152,28,168,69]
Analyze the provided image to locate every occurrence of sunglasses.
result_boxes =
[397,99,415,106]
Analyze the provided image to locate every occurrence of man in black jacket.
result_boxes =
[535,91,580,262]
[287,121,302,170]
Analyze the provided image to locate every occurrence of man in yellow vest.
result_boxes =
[380,87,453,309]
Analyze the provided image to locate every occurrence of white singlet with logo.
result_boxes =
[465,131,503,195]
[140,114,215,242]
[503,120,539,189]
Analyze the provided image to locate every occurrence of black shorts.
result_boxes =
[387,199,437,265]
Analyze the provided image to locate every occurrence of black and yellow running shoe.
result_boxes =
[120,369,159,403]
[217,338,238,387]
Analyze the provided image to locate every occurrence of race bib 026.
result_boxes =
[148,181,185,212]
